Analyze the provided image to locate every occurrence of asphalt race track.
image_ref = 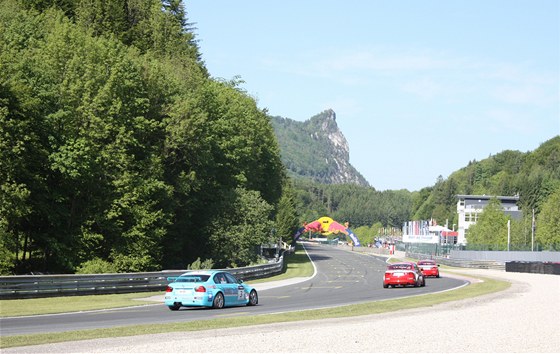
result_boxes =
[1,244,467,336]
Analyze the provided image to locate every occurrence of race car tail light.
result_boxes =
[194,285,206,292]
[165,286,173,292]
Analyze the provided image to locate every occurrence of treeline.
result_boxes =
[292,179,413,237]
[291,180,429,247]
[0,0,298,275]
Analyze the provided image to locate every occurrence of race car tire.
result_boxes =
[248,290,258,306]
[168,303,181,311]
[212,292,224,309]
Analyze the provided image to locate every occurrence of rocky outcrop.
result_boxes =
[271,109,369,187]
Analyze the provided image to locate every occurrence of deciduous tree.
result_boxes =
[535,186,560,250]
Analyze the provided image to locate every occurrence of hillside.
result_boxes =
[271,109,369,187]
[411,135,560,232]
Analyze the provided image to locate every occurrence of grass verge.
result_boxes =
[0,292,162,318]
[250,244,314,282]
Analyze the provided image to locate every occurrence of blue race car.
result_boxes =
[164,270,258,310]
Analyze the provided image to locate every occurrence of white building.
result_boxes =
[456,194,522,245]
[402,220,455,244]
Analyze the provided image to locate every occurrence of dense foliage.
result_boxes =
[0,0,292,274]
[535,187,560,248]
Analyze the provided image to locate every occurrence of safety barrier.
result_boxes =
[0,256,287,300]
[407,251,560,273]
[505,261,560,275]
[406,252,506,270]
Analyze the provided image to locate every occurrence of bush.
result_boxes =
[75,258,117,274]
[187,257,214,270]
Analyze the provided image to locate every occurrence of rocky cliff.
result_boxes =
[271,109,369,187]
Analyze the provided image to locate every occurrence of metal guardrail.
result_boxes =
[0,256,286,300]
[310,244,506,270]
[406,252,506,270]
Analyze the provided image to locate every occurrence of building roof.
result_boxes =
[456,194,520,202]
[456,194,522,220]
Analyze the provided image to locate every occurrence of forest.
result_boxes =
[1,1,559,276]
[0,0,296,275]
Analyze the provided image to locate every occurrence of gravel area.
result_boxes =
[5,269,560,353]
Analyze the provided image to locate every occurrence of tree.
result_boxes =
[535,186,560,250]
[208,188,274,268]
[466,198,509,250]
[506,213,535,250]
[274,181,300,243]
[74,0,129,41]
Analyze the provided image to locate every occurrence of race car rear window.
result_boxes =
[176,275,210,282]
[418,261,435,265]
[388,264,412,270]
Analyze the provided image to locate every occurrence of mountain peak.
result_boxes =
[271,110,370,187]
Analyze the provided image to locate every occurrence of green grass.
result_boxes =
[250,245,314,282]
[0,292,162,318]
[0,246,511,349]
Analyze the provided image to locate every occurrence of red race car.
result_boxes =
[417,259,440,278]
[383,262,425,288]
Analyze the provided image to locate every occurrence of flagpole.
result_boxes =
[507,219,511,252]
[531,208,535,252]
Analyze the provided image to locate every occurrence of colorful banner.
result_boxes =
[293,216,361,246]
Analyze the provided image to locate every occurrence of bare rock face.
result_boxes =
[271,109,369,187]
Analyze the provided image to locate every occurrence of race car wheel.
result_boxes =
[168,303,180,311]
[248,290,258,306]
[212,292,224,309]
[383,283,389,288]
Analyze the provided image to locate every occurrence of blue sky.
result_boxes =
[186,1,560,191]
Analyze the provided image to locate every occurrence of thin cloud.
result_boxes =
[400,77,446,100]
[491,85,552,106]
[484,108,543,135]
[259,46,558,128]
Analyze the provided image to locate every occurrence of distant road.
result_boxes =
[1,244,466,336]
